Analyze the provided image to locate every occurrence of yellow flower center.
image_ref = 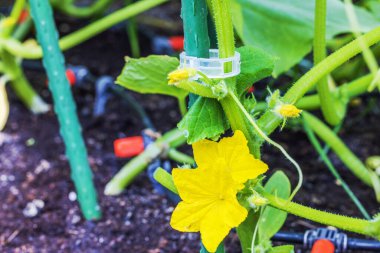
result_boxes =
[277,104,302,118]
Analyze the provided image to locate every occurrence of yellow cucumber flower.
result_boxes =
[276,104,302,118]
[170,130,268,252]
[167,68,197,84]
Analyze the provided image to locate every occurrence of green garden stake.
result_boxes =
[181,0,210,58]
[29,0,101,220]
[181,0,211,106]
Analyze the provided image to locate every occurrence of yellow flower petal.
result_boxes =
[172,167,223,202]
[192,139,219,168]
[200,198,248,252]
[170,200,214,232]
[230,154,268,186]
[219,130,268,185]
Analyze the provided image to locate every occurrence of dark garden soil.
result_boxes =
[1,2,380,253]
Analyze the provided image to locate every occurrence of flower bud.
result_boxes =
[211,80,228,99]
[168,68,197,85]
[247,192,268,209]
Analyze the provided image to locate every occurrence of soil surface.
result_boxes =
[1,2,380,253]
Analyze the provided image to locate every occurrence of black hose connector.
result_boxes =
[273,228,380,252]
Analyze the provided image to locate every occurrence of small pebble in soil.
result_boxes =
[34,159,51,174]
[0,132,13,146]
[25,138,36,146]
[68,191,77,201]
[71,214,81,224]
[23,199,45,218]
[9,186,19,195]
[0,174,15,182]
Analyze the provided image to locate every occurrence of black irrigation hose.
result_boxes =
[109,84,155,130]
[273,231,380,251]
[20,60,155,130]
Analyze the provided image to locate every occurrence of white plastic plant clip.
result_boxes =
[179,49,240,79]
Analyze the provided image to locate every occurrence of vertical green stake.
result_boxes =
[29,0,101,220]
[181,0,210,106]
[181,0,210,58]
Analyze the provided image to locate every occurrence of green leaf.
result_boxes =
[232,0,380,75]
[200,243,225,253]
[236,46,274,97]
[237,210,260,253]
[259,171,291,241]
[366,0,380,19]
[178,97,229,143]
[269,245,294,253]
[116,55,187,98]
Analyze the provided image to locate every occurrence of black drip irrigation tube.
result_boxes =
[20,59,155,130]
[273,228,380,252]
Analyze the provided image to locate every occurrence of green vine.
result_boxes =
[314,0,345,125]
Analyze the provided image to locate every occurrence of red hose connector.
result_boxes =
[18,9,29,24]
[168,36,184,52]
[46,69,76,86]
[311,239,335,253]
[114,136,144,158]
[65,69,76,86]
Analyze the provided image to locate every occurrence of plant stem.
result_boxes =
[105,128,187,195]
[30,0,101,220]
[178,96,188,116]
[153,168,178,194]
[303,112,371,186]
[254,73,374,112]
[1,50,49,113]
[110,85,155,129]
[220,93,261,157]
[12,17,33,41]
[167,148,195,165]
[125,0,141,58]
[3,0,168,59]
[344,0,380,91]
[258,188,380,239]
[314,0,344,125]
[303,119,371,220]
[0,76,10,131]
[3,0,25,37]
[210,0,261,157]
[258,26,380,136]
[210,0,234,58]
[173,80,217,98]
[54,0,112,18]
